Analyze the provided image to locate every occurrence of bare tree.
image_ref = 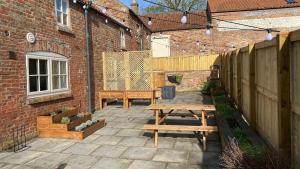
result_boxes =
[143,0,207,14]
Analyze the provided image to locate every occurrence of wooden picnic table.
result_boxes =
[143,103,218,150]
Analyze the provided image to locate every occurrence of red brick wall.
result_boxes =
[0,0,149,150]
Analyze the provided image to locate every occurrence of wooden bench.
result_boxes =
[99,91,126,109]
[143,103,217,150]
[100,90,156,109]
[125,90,156,108]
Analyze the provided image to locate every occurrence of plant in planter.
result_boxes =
[201,80,217,95]
[61,117,71,124]
[77,112,85,118]
[49,112,57,116]
[61,107,70,113]
[167,74,183,84]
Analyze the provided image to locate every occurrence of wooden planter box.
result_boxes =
[38,119,106,140]
[37,107,106,140]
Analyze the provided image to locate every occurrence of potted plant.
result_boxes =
[61,117,71,124]
[167,74,183,84]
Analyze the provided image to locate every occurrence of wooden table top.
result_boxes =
[145,103,216,111]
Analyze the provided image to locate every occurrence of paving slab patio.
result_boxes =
[0,92,221,169]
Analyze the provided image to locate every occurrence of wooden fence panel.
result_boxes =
[232,50,241,106]
[226,53,231,94]
[290,30,300,168]
[240,47,251,122]
[148,55,219,72]
[254,40,279,150]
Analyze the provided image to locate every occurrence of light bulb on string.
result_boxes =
[266,29,273,41]
[181,11,188,24]
[101,7,107,14]
[205,25,211,35]
[196,41,200,46]
[148,17,152,26]
[105,19,109,24]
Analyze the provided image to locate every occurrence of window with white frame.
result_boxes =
[26,52,69,97]
[120,29,126,49]
[55,0,69,26]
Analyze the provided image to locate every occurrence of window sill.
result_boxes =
[57,25,75,35]
[26,92,73,105]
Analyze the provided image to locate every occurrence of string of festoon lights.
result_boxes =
[143,0,280,41]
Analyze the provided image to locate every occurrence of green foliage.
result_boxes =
[233,127,266,157]
[61,117,71,124]
[214,95,228,104]
[49,112,57,116]
[61,107,70,113]
[201,81,217,94]
[175,74,183,84]
[217,103,235,119]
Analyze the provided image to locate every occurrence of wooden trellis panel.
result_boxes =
[103,50,152,91]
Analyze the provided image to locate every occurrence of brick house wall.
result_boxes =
[151,7,300,56]
[0,0,150,150]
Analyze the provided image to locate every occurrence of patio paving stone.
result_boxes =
[153,149,188,163]
[144,137,175,149]
[128,160,167,169]
[91,145,128,158]
[188,151,220,166]
[63,143,99,155]
[94,127,121,136]
[92,135,123,145]
[118,137,148,147]
[116,129,143,137]
[120,147,157,160]
[63,154,99,169]
[0,151,44,165]
[24,152,71,168]
[90,157,132,169]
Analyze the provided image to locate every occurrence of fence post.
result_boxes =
[124,52,130,90]
[277,33,291,158]
[230,52,234,96]
[248,44,256,128]
[236,49,242,109]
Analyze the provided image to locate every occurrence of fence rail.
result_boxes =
[219,30,300,168]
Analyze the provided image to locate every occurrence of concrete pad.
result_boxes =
[188,151,220,166]
[128,160,166,169]
[113,117,131,123]
[94,127,121,136]
[0,164,42,169]
[116,129,143,137]
[153,149,188,163]
[174,141,195,151]
[0,151,44,164]
[91,157,132,169]
[118,137,148,147]
[91,145,128,158]
[144,137,175,149]
[25,152,71,168]
[63,143,99,155]
[63,155,99,169]
[92,136,123,145]
[121,147,156,160]
[0,152,14,159]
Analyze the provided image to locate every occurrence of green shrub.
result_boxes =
[201,81,217,94]
[61,117,71,124]
[61,107,70,113]
[49,112,57,116]
[217,103,235,119]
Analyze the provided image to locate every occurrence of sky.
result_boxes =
[119,0,150,10]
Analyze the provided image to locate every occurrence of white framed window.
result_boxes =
[26,52,69,97]
[55,0,69,26]
[120,29,126,49]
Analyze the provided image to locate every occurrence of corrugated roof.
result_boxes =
[141,11,208,32]
[208,0,300,13]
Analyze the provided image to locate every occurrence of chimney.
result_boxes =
[131,0,139,14]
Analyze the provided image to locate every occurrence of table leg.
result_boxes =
[154,109,159,147]
[202,110,207,151]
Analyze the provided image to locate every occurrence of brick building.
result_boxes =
[143,0,300,56]
[0,0,150,150]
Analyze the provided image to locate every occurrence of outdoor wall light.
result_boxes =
[148,17,152,26]
[266,29,273,41]
[181,11,188,24]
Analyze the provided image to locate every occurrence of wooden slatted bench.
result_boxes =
[100,90,156,109]
[143,103,217,150]
[99,91,126,109]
